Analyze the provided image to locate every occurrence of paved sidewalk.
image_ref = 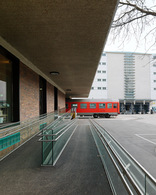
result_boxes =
[0,119,112,195]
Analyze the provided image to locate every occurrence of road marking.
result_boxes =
[135,134,156,145]
[135,134,156,136]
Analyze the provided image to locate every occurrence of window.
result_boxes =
[102,71,106,73]
[102,87,106,90]
[154,72,156,75]
[97,79,101,81]
[107,103,112,108]
[153,64,156,67]
[102,62,106,65]
[154,88,156,90]
[40,76,47,115]
[97,70,101,73]
[90,103,96,108]
[102,79,106,81]
[99,62,101,65]
[153,56,156,59]
[99,103,105,108]
[113,104,117,108]
[0,47,19,124]
[66,104,68,109]
[98,87,101,90]
[102,53,106,56]
[154,80,156,83]
[91,87,94,90]
[72,104,78,108]
[0,61,12,123]
[80,103,87,109]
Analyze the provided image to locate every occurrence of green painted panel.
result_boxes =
[0,132,20,151]
[40,122,47,130]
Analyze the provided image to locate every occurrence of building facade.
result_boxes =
[0,46,65,124]
[89,53,108,98]
[89,51,156,114]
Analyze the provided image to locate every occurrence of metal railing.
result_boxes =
[0,109,66,159]
[89,119,156,195]
[38,112,77,166]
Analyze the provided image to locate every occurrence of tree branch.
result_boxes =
[112,14,147,28]
[120,1,156,16]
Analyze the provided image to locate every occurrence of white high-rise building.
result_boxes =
[88,51,156,113]
[89,53,107,99]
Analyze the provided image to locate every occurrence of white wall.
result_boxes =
[150,55,156,100]
[107,52,124,100]
[135,54,151,99]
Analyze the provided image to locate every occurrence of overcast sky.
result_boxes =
[104,0,156,54]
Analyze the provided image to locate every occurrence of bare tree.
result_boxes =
[110,0,156,52]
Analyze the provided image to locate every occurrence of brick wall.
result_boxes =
[20,62,39,121]
[58,90,65,109]
[47,82,54,113]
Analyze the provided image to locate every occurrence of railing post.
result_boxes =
[52,128,54,166]
[145,174,146,195]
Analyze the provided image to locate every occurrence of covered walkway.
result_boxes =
[0,119,112,195]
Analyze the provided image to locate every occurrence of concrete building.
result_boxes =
[0,1,118,125]
[89,51,156,113]
[89,53,108,99]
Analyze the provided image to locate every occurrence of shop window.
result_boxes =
[0,57,12,123]
[0,46,19,124]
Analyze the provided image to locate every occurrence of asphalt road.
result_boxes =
[95,114,156,179]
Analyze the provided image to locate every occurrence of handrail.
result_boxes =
[38,120,76,142]
[89,119,156,195]
[0,108,70,161]
[42,111,71,131]
[0,112,57,138]
[38,121,75,137]
[89,120,139,195]
[0,107,67,133]
[0,112,55,134]
[38,111,76,166]
[91,119,156,184]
